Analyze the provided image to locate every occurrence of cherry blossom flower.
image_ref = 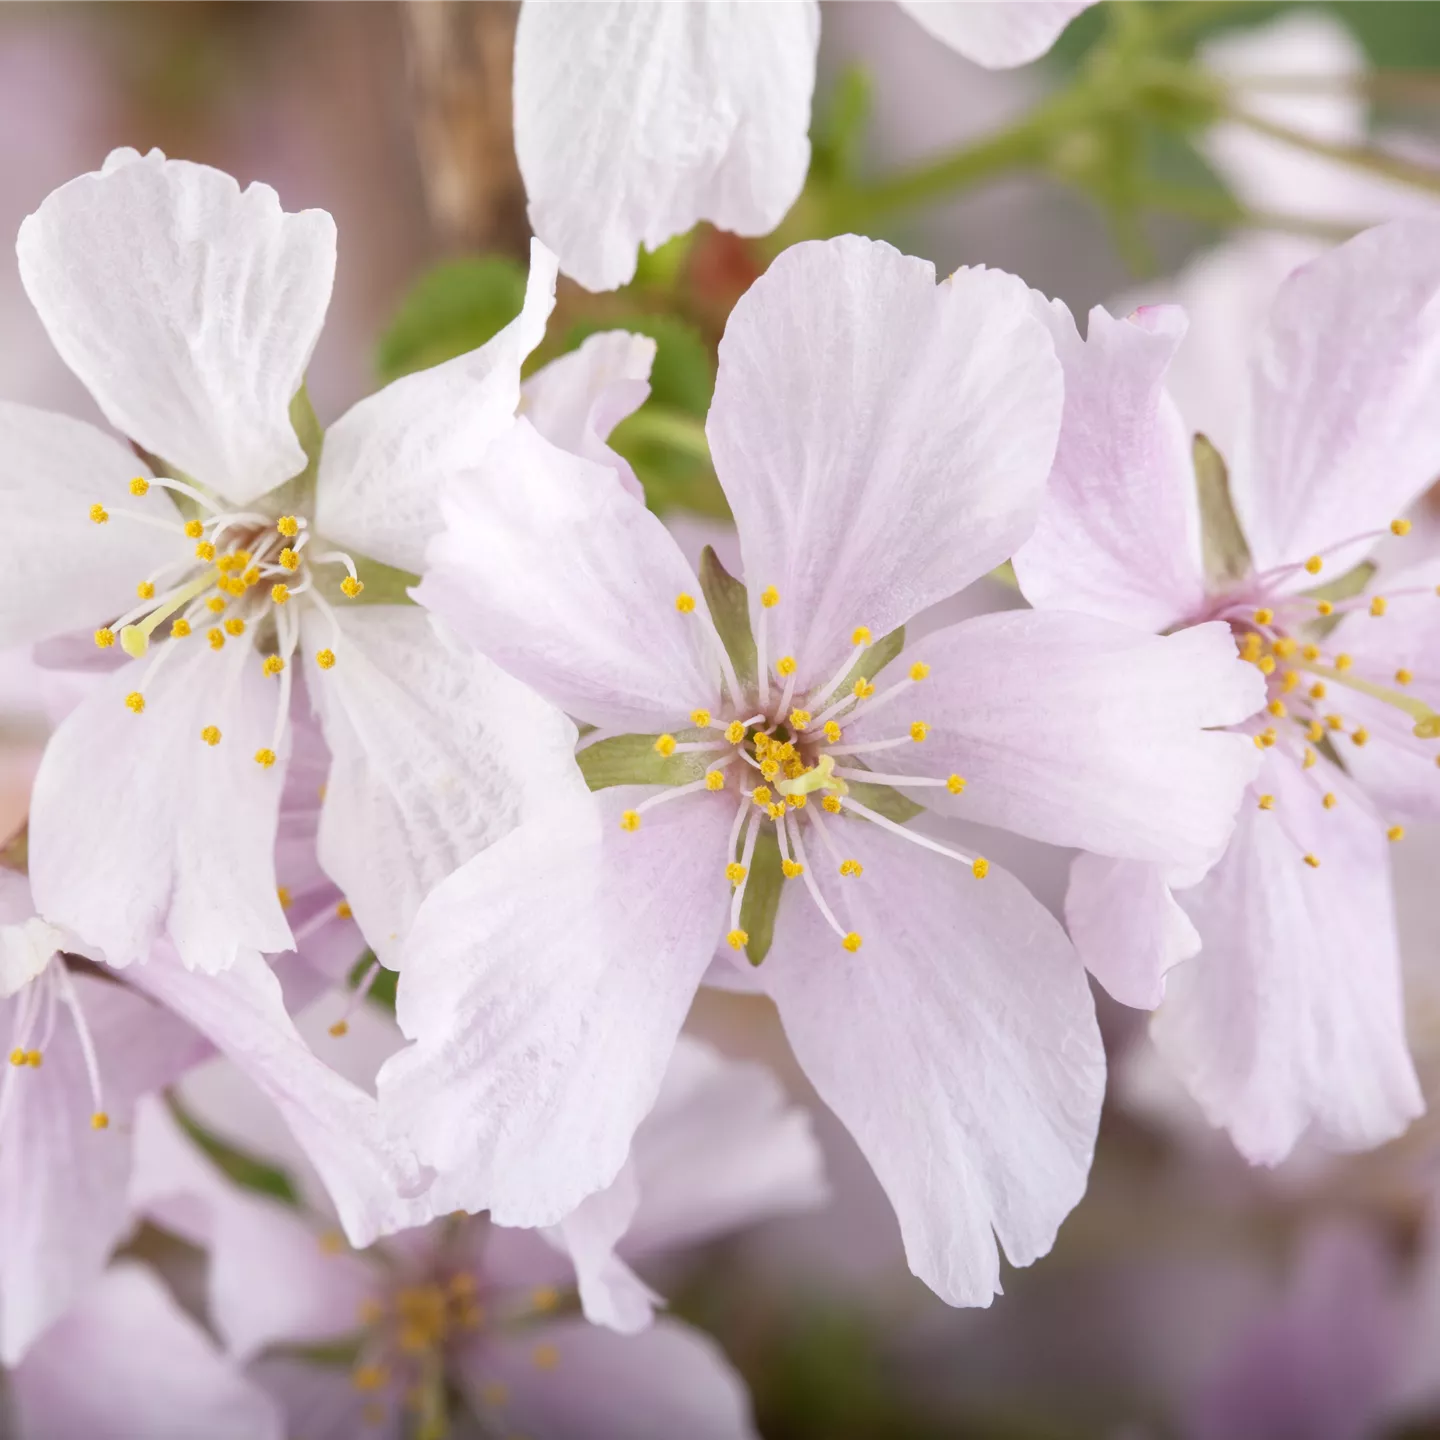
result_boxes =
[1013,217,1440,1162]
[0,147,587,976]
[381,234,1263,1306]
[133,1031,823,1440]
[513,0,1096,291]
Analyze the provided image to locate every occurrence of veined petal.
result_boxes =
[760,827,1104,1307]
[0,404,177,649]
[17,148,333,506]
[896,1,1096,68]
[248,1359,402,1440]
[1013,303,1207,631]
[28,635,291,973]
[863,611,1264,872]
[314,239,557,574]
[458,1316,757,1440]
[304,606,587,968]
[521,329,657,499]
[379,787,733,1227]
[513,0,818,292]
[1232,218,1440,573]
[416,420,721,731]
[9,1263,284,1440]
[708,238,1063,686]
[1153,756,1421,1164]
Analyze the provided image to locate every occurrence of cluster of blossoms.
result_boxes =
[1,2,1438,1435]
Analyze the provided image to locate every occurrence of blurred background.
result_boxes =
[4,3,1440,1436]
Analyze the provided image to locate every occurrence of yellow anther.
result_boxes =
[675,592,696,614]
[822,795,842,813]
[1268,700,1287,718]
[135,580,155,601]
[1304,853,1321,869]
[823,721,842,744]
[1389,825,1406,842]
[1253,608,1274,625]
[1351,727,1369,746]
[1323,792,1337,810]
[25,1050,40,1068]
[1304,555,1322,574]
[767,801,786,819]
[530,1285,560,1313]
[704,770,726,791]
[1396,668,1413,686]
[1239,633,1262,660]
[909,661,930,682]
[1273,637,1296,659]
[777,655,797,677]
[207,628,225,650]
[328,1020,349,1038]
[224,617,245,637]
[838,858,863,877]
[1307,720,1325,742]
[277,886,292,910]
[277,515,300,538]
[946,774,966,794]
[183,519,204,539]
[853,678,875,699]
[352,1365,388,1393]
[271,583,290,605]
[786,792,807,809]
[1310,682,1326,700]
[200,725,221,746]
[1392,518,1412,536]
[1258,656,1276,675]
[341,575,364,597]
[725,720,746,744]
[1316,600,1334,617]
[195,540,216,561]
[619,809,641,832]
[279,548,300,572]
[909,721,928,743]
[1370,596,1388,617]
[125,691,145,714]
[8,1049,23,1067]
[690,709,711,729]
[1258,794,1275,810]
[331,900,352,921]
[1303,746,1318,769]
[1281,670,1300,693]
[254,748,276,768]
[789,709,811,731]
[532,1344,560,1372]
[851,626,872,646]
[972,857,990,879]
[88,503,108,524]
[751,787,772,807]
[206,595,226,613]
[1326,714,1345,731]
[727,929,749,950]
[318,1230,345,1255]
[761,586,779,608]
[316,649,336,670]
[128,476,150,496]
[841,932,863,953]
[654,734,677,757]
[725,862,747,885]
[782,858,804,878]
[91,1111,110,1130]
[760,759,780,780]
[1302,644,1320,661]
[261,654,285,677]
[94,627,115,649]
[240,567,260,588]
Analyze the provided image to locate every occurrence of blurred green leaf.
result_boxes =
[376,256,528,384]
[811,64,874,185]
[565,315,714,416]
[169,1095,299,1204]
[349,950,397,1012]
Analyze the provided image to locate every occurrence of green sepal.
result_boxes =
[740,828,784,967]
[831,625,905,706]
[1194,433,1251,588]
[349,950,397,1013]
[845,779,925,825]
[577,733,710,791]
[168,1093,300,1204]
[699,546,758,691]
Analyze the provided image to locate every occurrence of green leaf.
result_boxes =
[845,780,925,826]
[698,545,757,691]
[376,257,528,384]
[740,828,784,967]
[1194,432,1251,587]
[577,733,709,790]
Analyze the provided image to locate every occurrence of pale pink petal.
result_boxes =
[416,420,721,731]
[17,148,333,506]
[858,611,1264,871]
[1064,853,1202,1010]
[0,404,176,649]
[379,787,733,1227]
[708,239,1063,685]
[1013,302,1206,630]
[11,1263,283,1440]
[28,635,290,972]
[248,1358,404,1440]
[303,605,587,967]
[521,328,657,498]
[0,972,203,1363]
[896,2,1096,68]
[459,1315,757,1440]
[513,0,818,292]
[1231,218,1440,573]
[130,1097,379,1361]
[314,239,556,574]
[0,870,66,999]
[760,826,1104,1307]
[1153,755,1422,1164]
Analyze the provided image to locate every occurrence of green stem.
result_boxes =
[616,406,712,462]
[1139,184,1360,242]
